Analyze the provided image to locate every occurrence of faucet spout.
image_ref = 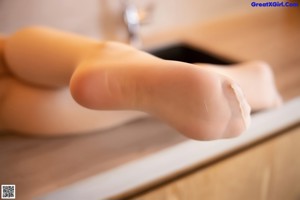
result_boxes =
[121,0,153,48]
[123,1,141,47]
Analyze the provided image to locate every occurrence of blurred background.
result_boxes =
[0,0,251,42]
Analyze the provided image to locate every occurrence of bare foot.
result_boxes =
[70,42,251,140]
[2,28,252,138]
[197,61,282,111]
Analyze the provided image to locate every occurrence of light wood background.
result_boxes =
[0,0,251,41]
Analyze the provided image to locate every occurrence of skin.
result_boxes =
[70,51,251,140]
[0,27,281,139]
[0,34,146,135]
[196,61,282,111]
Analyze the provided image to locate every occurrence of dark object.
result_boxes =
[147,43,233,65]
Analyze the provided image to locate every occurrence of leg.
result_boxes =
[4,26,100,87]
[0,35,146,136]
[4,27,251,140]
[0,78,146,136]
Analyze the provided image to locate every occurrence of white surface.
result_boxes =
[40,97,300,200]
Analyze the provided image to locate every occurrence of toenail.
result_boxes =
[230,83,251,129]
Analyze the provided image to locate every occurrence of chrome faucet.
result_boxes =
[121,0,153,48]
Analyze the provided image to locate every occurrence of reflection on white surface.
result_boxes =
[40,97,300,200]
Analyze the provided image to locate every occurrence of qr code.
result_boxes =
[1,185,15,199]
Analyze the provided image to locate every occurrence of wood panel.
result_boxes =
[135,125,300,200]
